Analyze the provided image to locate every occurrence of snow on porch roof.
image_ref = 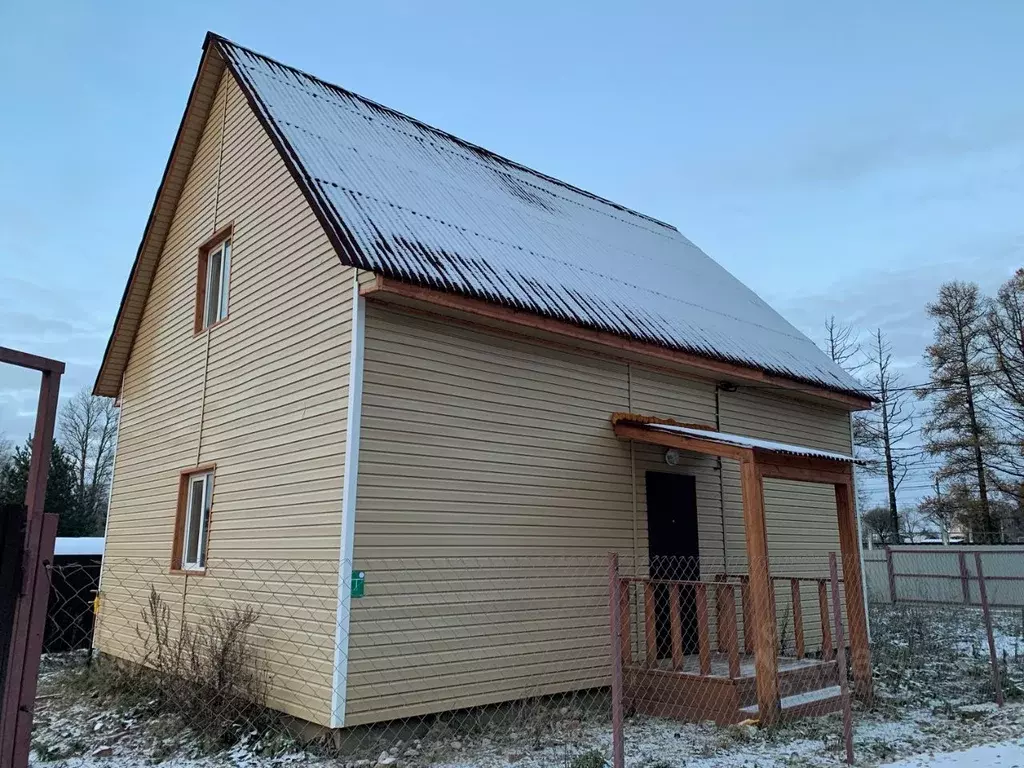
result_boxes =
[213,36,868,399]
[623,420,857,463]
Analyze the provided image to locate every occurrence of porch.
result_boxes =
[618,573,844,724]
[610,414,873,726]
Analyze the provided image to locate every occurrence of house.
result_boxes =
[92,33,875,731]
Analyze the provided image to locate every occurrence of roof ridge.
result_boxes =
[206,32,680,232]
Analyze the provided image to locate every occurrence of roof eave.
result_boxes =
[93,34,227,398]
[361,275,876,411]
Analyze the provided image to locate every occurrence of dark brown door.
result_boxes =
[646,472,700,658]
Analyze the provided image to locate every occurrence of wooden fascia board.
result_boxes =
[754,452,854,485]
[361,276,874,411]
[612,422,754,463]
[92,36,226,398]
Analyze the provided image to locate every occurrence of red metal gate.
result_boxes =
[0,347,64,768]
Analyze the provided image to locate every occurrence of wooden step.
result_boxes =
[737,660,840,707]
[739,685,845,722]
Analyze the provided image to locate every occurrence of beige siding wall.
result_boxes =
[346,304,854,724]
[97,71,353,726]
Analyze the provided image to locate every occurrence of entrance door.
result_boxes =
[646,472,700,659]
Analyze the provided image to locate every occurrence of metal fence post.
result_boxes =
[829,552,854,765]
[958,552,971,605]
[885,546,896,604]
[974,552,1003,706]
[607,552,624,768]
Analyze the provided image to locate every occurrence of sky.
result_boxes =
[1,1,1022,509]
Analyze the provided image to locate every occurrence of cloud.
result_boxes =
[694,108,1024,192]
[0,273,109,440]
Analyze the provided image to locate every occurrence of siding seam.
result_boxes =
[196,86,228,467]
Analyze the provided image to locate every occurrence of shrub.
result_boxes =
[94,587,274,751]
[569,748,607,768]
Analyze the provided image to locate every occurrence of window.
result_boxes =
[174,469,214,571]
[201,238,231,328]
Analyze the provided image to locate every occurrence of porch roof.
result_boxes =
[610,413,857,475]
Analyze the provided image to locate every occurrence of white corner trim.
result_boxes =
[96,377,124,594]
[330,278,366,728]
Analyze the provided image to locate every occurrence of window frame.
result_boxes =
[194,225,234,334]
[172,464,217,573]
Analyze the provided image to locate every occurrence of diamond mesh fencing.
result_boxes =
[34,549,1021,766]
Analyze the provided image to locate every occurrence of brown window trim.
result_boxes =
[194,223,234,335]
[170,462,217,575]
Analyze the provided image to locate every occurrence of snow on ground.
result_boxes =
[29,604,1024,767]
[881,738,1024,767]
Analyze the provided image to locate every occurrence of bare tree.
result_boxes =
[861,507,898,545]
[861,329,914,542]
[920,281,999,536]
[918,477,959,544]
[985,269,1024,494]
[824,315,862,372]
[58,388,119,533]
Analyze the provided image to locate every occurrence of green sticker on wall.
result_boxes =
[351,570,365,598]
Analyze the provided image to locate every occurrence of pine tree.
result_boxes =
[921,281,998,537]
[0,436,89,535]
[985,269,1024,499]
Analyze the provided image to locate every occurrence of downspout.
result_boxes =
[627,364,638,575]
[330,275,366,728]
[715,386,728,569]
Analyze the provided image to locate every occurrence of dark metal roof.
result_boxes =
[215,36,865,397]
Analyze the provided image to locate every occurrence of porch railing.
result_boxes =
[617,572,843,679]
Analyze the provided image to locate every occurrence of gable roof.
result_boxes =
[96,33,869,404]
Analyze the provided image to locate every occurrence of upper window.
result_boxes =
[175,470,214,571]
[201,238,231,329]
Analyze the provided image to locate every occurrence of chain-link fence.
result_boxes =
[30,552,888,766]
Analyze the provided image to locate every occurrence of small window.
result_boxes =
[202,238,231,328]
[175,470,214,571]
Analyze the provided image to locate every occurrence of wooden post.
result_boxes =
[669,584,683,670]
[740,459,780,723]
[830,553,855,765]
[791,579,805,660]
[719,584,741,678]
[885,546,897,603]
[714,573,728,652]
[818,579,834,660]
[974,553,1003,706]
[835,480,873,703]
[644,581,657,666]
[958,552,971,605]
[696,583,711,675]
[740,575,753,654]
[607,554,624,768]
[619,579,631,666]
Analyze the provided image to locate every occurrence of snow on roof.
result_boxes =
[648,423,857,463]
[54,537,105,557]
[216,37,866,398]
